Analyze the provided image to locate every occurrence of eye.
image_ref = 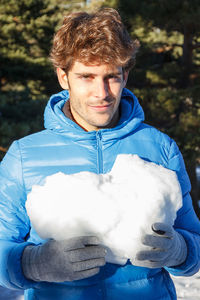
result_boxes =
[107,75,122,82]
[80,74,93,80]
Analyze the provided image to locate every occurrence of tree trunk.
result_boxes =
[180,26,193,87]
[186,160,200,220]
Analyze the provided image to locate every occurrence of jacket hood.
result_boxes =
[44,88,145,141]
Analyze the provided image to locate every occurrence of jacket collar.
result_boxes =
[44,88,145,141]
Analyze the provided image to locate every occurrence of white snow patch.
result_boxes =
[172,271,200,299]
[26,154,182,264]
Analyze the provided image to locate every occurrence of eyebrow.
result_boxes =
[74,72,123,76]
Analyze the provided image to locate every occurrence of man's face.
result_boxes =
[58,61,128,131]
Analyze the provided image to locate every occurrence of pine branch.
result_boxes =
[192,42,200,49]
[171,43,183,48]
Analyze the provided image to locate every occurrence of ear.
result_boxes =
[56,68,69,90]
[123,70,129,88]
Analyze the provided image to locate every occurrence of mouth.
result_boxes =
[89,103,113,112]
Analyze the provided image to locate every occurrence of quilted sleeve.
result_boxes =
[0,141,39,290]
[164,140,200,276]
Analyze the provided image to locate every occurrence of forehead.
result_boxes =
[69,60,123,75]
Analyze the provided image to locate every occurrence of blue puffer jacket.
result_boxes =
[0,88,200,300]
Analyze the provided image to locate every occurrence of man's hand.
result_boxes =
[133,223,187,268]
[21,236,106,282]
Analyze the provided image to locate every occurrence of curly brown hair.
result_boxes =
[50,8,140,73]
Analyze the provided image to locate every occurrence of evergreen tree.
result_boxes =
[0,0,60,96]
[0,0,60,158]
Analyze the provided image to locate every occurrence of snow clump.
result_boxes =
[26,154,182,265]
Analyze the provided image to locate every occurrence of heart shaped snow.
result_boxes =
[26,154,182,265]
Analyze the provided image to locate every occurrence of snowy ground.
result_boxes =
[172,271,200,300]
[0,271,200,299]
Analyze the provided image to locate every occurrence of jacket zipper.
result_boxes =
[96,131,108,300]
[96,131,103,174]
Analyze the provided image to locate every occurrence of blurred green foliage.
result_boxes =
[0,0,61,158]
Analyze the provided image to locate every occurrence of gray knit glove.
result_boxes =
[133,223,187,268]
[21,236,106,282]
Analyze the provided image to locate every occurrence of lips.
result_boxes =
[89,103,112,112]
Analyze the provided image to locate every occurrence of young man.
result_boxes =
[0,8,200,300]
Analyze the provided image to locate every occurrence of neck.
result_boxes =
[62,101,87,131]
[62,101,75,122]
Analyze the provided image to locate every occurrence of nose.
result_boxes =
[94,79,109,99]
